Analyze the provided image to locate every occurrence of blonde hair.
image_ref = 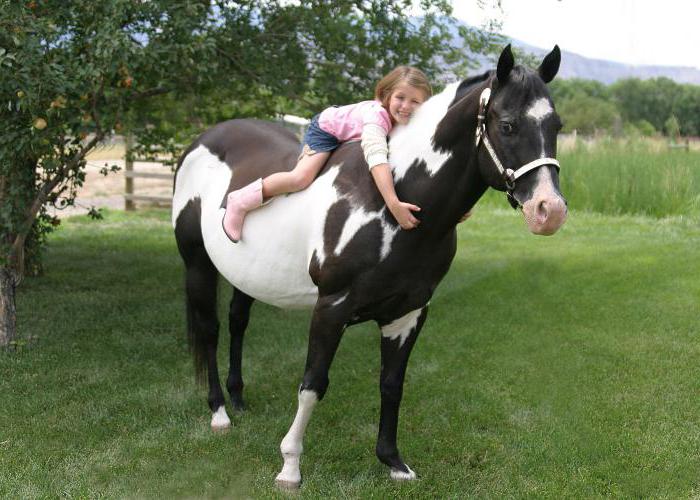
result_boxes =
[374,66,432,108]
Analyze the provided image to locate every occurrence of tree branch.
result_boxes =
[213,47,321,110]
[129,87,172,100]
[215,47,263,84]
[9,132,105,281]
[91,78,105,134]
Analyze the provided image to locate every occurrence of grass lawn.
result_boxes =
[2,207,699,498]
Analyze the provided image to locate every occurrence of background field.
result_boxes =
[2,206,699,498]
[72,137,700,221]
[480,138,700,219]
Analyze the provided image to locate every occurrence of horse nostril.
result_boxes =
[537,200,548,221]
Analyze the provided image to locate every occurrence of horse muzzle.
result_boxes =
[522,192,567,235]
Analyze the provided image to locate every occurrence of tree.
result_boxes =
[0,1,502,346]
[549,78,610,103]
[672,84,700,137]
[664,115,681,140]
[610,77,678,133]
[556,93,619,135]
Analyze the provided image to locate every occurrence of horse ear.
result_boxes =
[497,44,514,83]
[538,45,561,83]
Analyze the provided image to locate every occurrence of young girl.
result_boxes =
[222,66,432,242]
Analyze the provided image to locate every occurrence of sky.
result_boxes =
[451,0,700,69]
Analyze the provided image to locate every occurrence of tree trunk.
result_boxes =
[0,266,17,348]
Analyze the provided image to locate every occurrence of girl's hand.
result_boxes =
[458,210,473,223]
[369,163,420,229]
[389,200,421,230]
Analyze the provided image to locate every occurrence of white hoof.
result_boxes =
[210,406,231,430]
[276,452,302,488]
[390,465,417,481]
[275,468,301,490]
[275,477,301,490]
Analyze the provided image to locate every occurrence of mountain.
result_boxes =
[441,19,700,85]
[510,39,700,85]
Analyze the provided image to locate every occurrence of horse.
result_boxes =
[172,45,567,488]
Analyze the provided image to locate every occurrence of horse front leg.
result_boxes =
[376,306,429,481]
[275,293,351,489]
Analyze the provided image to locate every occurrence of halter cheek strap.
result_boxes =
[475,88,560,207]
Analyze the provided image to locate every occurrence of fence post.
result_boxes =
[125,134,135,211]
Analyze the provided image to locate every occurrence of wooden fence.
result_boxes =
[123,134,174,210]
[668,138,690,151]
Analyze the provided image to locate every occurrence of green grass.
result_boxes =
[560,140,700,218]
[481,139,700,218]
[2,208,700,498]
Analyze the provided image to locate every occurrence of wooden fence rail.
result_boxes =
[124,134,174,210]
[668,139,690,151]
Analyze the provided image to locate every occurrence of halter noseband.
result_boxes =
[475,87,561,209]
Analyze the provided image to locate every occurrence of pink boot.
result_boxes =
[222,178,263,242]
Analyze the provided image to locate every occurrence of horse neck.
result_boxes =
[390,80,490,237]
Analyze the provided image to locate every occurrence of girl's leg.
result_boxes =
[263,150,330,198]
[222,150,331,242]
[222,178,265,242]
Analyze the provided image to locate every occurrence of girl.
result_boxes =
[223,66,432,242]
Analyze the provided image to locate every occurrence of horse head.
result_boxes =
[434,45,567,235]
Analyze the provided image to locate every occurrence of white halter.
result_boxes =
[475,87,560,207]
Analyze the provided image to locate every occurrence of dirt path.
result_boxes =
[48,144,173,218]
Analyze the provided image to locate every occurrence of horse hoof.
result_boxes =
[231,396,246,412]
[390,465,416,481]
[210,406,231,431]
[275,478,301,490]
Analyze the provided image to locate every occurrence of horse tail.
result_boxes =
[174,194,220,384]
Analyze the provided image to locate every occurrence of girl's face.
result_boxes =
[387,82,427,125]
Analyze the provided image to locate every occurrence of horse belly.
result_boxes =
[203,197,322,309]
[174,145,342,309]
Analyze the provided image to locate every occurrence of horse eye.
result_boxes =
[500,122,514,135]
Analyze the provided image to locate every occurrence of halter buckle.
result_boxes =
[504,168,516,190]
[475,123,485,146]
[479,88,491,110]
[475,88,491,146]
[506,191,520,210]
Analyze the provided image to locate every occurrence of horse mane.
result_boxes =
[452,65,536,104]
[453,70,493,102]
[391,64,544,175]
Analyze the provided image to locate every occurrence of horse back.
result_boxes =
[177,118,381,205]
[187,119,301,192]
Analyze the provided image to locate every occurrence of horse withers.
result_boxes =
[172,45,566,488]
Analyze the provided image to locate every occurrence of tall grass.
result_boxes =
[560,139,700,217]
[480,138,700,218]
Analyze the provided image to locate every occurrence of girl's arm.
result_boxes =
[370,164,421,229]
[361,123,420,230]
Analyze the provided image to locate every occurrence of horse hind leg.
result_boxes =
[179,238,229,430]
[227,288,254,411]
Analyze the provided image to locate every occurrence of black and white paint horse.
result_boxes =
[172,45,567,488]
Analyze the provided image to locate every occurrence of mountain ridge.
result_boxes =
[443,19,700,85]
[510,39,700,85]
